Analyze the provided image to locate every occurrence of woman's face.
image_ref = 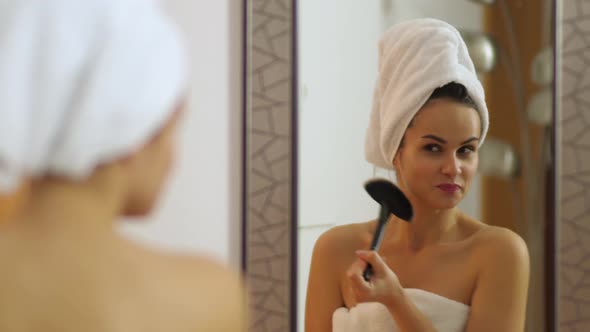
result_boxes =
[393,98,481,210]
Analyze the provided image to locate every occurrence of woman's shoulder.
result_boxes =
[313,220,374,255]
[467,223,529,267]
[309,220,376,274]
[166,255,247,331]
[457,214,526,248]
[142,247,245,296]
[125,243,247,332]
[469,224,527,249]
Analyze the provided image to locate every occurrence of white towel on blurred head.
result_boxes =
[0,0,187,193]
[365,18,489,170]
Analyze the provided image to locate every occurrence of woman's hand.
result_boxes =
[346,250,404,308]
[347,250,440,332]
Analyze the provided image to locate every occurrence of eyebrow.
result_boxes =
[421,135,480,145]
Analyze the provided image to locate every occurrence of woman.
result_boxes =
[305,19,529,332]
[0,1,246,331]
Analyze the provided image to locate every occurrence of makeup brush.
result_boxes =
[363,178,413,281]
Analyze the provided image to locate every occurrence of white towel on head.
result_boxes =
[365,18,489,170]
[0,0,187,193]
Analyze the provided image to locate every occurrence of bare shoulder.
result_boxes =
[309,221,374,289]
[164,253,247,332]
[313,221,373,261]
[305,221,373,330]
[462,226,530,329]
[164,252,244,288]
[468,225,530,285]
[456,214,528,260]
[471,225,529,262]
[127,244,247,332]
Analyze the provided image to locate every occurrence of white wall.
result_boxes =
[298,0,384,229]
[298,1,484,330]
[118,0,243,269]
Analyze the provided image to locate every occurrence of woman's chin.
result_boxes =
[427,195,463,210]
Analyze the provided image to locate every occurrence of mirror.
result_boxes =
[296,0,555,331]
[243,0,570,331]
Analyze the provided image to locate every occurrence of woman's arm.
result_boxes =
[464,228,530,332]
[305,230,347,332]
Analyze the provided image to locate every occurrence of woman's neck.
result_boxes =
[386,207,461,251]
[12,177,125,237]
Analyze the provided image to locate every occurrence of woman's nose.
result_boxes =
[441,154,462,177]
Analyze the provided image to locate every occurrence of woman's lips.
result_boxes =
[437,184,461,193]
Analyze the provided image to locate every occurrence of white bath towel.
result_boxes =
[0,0,187,193]
[332,288,470,332]
[365,18,489,170]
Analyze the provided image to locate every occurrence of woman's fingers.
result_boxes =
[346,259,365,285]
[346,257,370,301]
[355,250,387,275]
[348,264,370,302]
[348,250,403,306]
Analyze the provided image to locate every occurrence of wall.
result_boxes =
[118,0,243,268]
[559,0,590,330]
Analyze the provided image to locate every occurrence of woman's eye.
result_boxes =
[458,145,476,155]
[424,144,442,153]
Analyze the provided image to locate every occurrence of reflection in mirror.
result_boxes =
[298,1,555,331]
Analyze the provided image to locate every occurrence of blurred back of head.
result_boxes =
[0,0,188,208]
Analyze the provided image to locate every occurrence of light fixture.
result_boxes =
[460,30,498,73]
[527,87,553,126]
[531,47,553,86]
[479,137,519,178]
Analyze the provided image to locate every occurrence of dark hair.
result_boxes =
[427,82,478,111]
[397,82,478,150]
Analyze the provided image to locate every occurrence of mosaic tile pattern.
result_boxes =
[244,0,295,331]
[559,0,590,330]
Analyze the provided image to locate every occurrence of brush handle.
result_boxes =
[362,264,375,281]
[363,202,389,281]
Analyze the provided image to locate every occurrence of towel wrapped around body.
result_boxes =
[332,288,470,332]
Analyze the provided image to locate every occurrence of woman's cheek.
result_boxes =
[464,157,479,176]
[414,154,440,173]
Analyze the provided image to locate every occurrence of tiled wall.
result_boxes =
[559,0,590,330]
[245,0,295,331]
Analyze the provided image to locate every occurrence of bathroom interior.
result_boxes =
[0,0,587,331]
[243,0,590,331]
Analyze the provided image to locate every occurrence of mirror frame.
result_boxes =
[242,0,298,331]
